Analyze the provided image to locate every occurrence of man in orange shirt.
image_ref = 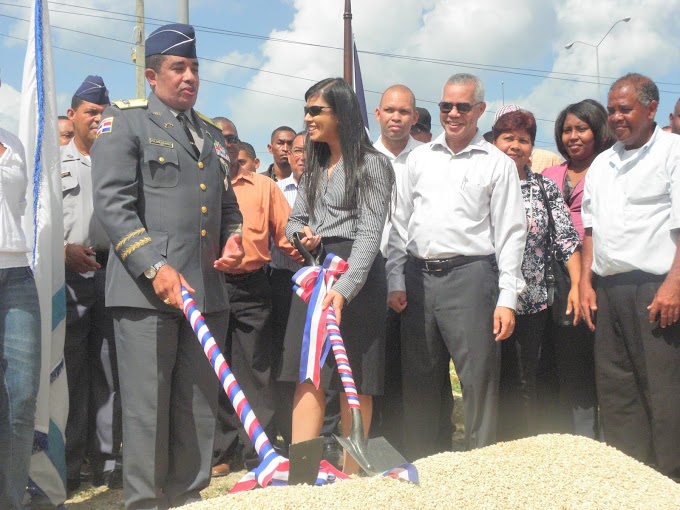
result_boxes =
[222,141,302,470]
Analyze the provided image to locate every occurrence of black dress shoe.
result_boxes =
[107,466,123,490]
[322,439,343,470]
[66,478,81,497]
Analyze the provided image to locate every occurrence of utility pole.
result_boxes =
[178,0,189,23]
[343,0,352,85]
[134,0,145,98]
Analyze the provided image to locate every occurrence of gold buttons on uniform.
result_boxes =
[201,229,207,237]
[198,161,204,169]
[159,157,165,163]
[200,183,207,191]
[201,206,207,214]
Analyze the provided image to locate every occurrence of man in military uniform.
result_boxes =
[62,75,122,493]
[91,24,244,510]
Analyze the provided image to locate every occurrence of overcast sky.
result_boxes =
[1,0,679,166]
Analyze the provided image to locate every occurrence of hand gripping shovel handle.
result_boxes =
[180,286,275,463]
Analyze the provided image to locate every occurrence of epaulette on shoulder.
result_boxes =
[113,99,148,110]
[196,111,220,130]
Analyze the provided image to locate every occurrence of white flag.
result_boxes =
[19,0,68,505]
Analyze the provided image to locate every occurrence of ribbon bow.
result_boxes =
[293,253,348,388]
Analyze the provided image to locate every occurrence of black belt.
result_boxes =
[408,253,493,273]
[224,267,262,283]
[95,250,109,268]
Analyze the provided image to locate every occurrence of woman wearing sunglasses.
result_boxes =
[542,100,613,439]
[492,109,581,441]
[279,77,394,474]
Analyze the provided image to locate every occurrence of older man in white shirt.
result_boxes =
[580,73,680,481]
[386,73,526,460]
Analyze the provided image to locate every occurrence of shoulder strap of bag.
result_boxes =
[535,174,557,239]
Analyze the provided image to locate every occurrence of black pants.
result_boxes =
[401,255,499,461]
[268,267,296,448]
[595,271,680,480]
[371,308,453,452]
[64,268,121,481]
[213,269,276,470]
[498,310,548,441]
[552,321,599,438]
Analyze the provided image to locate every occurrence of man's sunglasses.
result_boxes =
[224,134,239,144]
[304,105,333,116]
[438,101,481,114]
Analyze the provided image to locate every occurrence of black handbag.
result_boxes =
[536,175,573,327]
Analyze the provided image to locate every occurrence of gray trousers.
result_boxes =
[595,271,680,481]
[112,307,229,510]
[64,268,120,480]
[401,255,500,461]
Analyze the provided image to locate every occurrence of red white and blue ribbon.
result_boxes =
[181,286,348,493]
[292,254,349,388]
[293,255,419,484]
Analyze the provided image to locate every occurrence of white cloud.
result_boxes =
[201,50,262,82]
[219,0,679,162]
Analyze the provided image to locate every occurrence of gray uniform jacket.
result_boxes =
[91,92,243,313]
[61,139,108,250]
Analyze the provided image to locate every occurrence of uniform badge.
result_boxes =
[213,140,228,160]
[149,138,174,148]
[96,117,113,137]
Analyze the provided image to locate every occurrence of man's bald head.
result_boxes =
[379,84,416,110]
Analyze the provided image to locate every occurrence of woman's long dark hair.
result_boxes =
[303,77,385,217]
[554,99,614,161]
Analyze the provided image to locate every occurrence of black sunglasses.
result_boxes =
[224,134,239,144]
[304,105,333,116]
[438,101,481,114]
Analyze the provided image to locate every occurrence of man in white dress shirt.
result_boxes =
[372,85,453,452]
[386,73,526,460]
[580,73,680,481]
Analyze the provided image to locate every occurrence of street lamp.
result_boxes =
[565,17,631,98]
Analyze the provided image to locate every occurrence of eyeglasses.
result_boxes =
[224,134,239,144]
[438,101,481,114]
[304,105,333,117]
[291,147,306,157]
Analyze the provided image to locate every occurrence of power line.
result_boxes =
[1,6,677,111]
[0,31,304,102]
[5,0,679,88]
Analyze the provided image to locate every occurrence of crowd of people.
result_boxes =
[2,20,680,510]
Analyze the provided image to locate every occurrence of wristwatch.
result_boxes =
[144,260,167,280]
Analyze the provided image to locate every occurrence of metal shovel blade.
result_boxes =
[334,408,407,475]
[288,437,324,485]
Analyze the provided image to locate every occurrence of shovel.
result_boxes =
[292,235,408,475]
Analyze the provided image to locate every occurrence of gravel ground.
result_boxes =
[185,434,680,510]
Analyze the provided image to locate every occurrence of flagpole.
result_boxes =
[343,0,352,85]
[135,0,145,98]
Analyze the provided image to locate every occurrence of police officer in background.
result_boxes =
[62,75,122,493]
[92,24,244,510]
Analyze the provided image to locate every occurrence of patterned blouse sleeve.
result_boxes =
[544,177,580,262]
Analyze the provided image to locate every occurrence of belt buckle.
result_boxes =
[424,260,442,272]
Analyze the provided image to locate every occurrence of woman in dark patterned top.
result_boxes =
[492,109,581,440]
[280,78,394,473]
